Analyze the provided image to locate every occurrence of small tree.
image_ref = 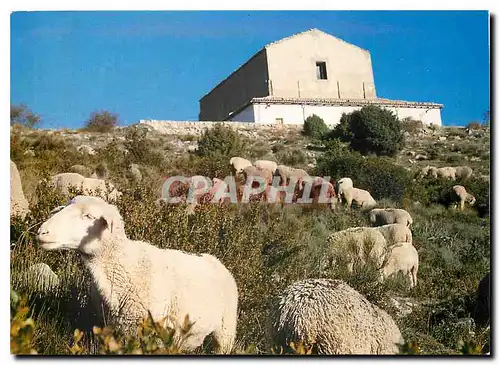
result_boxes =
[10,104,41,128]
[330,105,405,157]
[196,123,246,158]
[84,110,119,132]
[303,114,329,140]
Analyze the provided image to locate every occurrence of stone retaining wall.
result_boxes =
[138,120,302,136]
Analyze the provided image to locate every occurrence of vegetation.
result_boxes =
[84,110,119,133]
[11,104,41,129]
[10,122,490,355]
[196,122,247,158]
[329,105,405,157]
[302,114,329,140]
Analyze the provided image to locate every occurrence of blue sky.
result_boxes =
[11,11,489,128]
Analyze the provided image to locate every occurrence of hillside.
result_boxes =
[10,121,490,355]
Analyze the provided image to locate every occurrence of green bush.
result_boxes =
[275,148,307,166]
[316,145,412,204]
[401,117,424,134]
[123,127,166,168]
[84,110,118,133]
[302,114,329,140]
[329,105,405,157]
[196,123,246,158]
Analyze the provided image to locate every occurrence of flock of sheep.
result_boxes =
[10,154,486,355]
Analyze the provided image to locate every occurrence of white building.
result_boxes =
[199,28,443,126]
[228,96,443,126]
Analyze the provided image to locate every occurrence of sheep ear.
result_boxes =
[99,214,113,233]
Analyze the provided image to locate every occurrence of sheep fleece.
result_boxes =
[86,238,238,351]
[271,278,404,354]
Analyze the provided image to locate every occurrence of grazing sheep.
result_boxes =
[254,160,278,175]
[271,278,404,354]
[229,157,252,174]
[37,196,238,354]
[452,185,476,211]
[48,173,122,201]
[379,243,419,289]
[326,227,388,273]
[69,164,93,178]
[369,208,413,229]
[419,165,437,178]
[336,178,376,210]
[435,166,456,180]
[10,160,30,219]
[243,166,273,187]
[455,166,473,180]
[374,224,413,245]
[275,165,310,186]
[473,272,490,328]
[309,177,337,208]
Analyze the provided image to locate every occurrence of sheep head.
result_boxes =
[37,195,119,256]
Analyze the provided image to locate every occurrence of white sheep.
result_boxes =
[336,178,377,210]
[455,166,473,180]
[374,224,413,245]
[37,196,238,354]
[275,164,310,187]
[379,243,419,289]
[434,166,456,180]
[369,208,413,229]
[452,185,476,211]
[48,173,122,202]
[229,157,252,174]
[326,227,388,273]
[254,160,278,175]
[271,278,404,354]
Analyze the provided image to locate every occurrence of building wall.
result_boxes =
[246,103,442,126]
[199,50,270,121]
[266,30,377,100]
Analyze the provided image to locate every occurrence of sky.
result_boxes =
[10,10,490,129]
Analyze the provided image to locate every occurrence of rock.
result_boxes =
[415,154,428,161]
[22,263,59,293]
[128,164,142,183]
[10,160,30,219]
[77,144,96,155]
[438,136,447,141]
[23,149,35,157]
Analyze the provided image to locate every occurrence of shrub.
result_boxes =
[11,104,41,129]
[196,123,246,158]
[84,110,119,133]
[302,114,329,140]
[401,117,424,134]
[316,146,412,203]
[466,121,482,130]
[123,127,166,168]
[276,148,307,166]
[329,105,405,157]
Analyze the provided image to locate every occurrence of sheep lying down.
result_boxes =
[37,195,238,354]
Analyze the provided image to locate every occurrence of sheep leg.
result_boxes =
[460,200,465,211]
[212,326,236,354]
[407,271,414,289]
[410,266,417,288]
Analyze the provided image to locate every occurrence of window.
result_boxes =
[316,62,327,80]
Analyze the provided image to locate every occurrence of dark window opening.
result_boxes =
[316,62,327,80]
